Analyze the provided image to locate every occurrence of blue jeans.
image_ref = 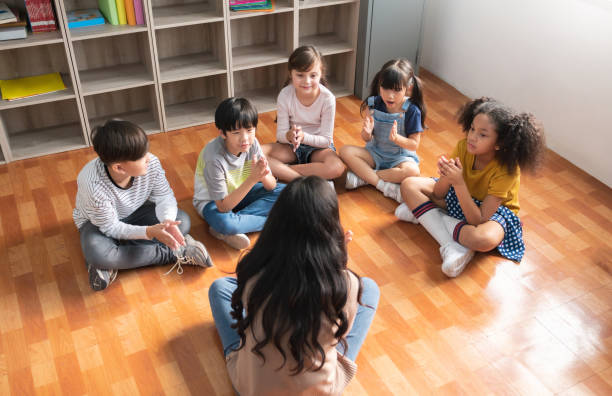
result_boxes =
[79,202,190,270]
[208,276,380,361]
[202,182,284,235]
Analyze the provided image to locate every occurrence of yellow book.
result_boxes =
[0,72,66,101]
[115,0,127,25]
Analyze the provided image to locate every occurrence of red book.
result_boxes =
[25,0,56,33]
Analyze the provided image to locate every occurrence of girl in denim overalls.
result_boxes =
[339,59,426,203]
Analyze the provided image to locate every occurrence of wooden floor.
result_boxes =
[1,70,611,395]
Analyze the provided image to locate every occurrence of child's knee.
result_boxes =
[327,159,346,179]
[472,227,504,252]
[209,277,236,301]
[360,277,380,308]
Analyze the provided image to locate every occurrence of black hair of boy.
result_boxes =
[214,97,258,135]
[91,120,149,165]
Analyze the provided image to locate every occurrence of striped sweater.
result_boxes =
[73,155,178,240]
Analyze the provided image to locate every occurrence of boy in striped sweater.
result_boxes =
[73,120,212,291]
[193,98,284,250]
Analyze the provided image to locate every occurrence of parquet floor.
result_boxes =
[1,69,611,395]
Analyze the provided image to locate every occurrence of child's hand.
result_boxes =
[146,222,182,250]
[389,120,399,143]
[362,112,374,137]
[344,229,354,245]
[249,155,270,182]
[439,157,463,185]
[163,220,185,248]
[285,125,304,152]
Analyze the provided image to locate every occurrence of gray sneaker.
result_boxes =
[209,226,250,250]
[87,264,118,291]
[166,234,213,275]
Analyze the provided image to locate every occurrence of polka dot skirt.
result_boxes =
[444,187,525,262]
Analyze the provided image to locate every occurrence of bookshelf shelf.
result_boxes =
[298,0,358,9]
[69,25,150,41]
[0,0,359,162]
[300,33,353,55]
[1,99,87,161]
[85,86,162,135]
[78,64,155,96]
[162,74,228,131]
[229,2,293,19]
[0,31,63,51]
[0,86,76,111]
[152,4,223,29]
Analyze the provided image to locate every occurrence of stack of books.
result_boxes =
[0,4,27,41]
[0,72,66,101]
[229,0,275,12]
[98,0,144,26]
[25,0,58,33]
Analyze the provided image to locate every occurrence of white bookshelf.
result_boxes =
[0,0,359,162]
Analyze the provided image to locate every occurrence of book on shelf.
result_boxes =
[230,0,275,12]
[0,8,27,40]
[67,9,105,29]
[115,0,127,25]
[98,0,119,25]
[125,0,136,25]
[0,2,17,24]
[134,0,144,25]
[25,0,57,33]
[0,72,66,101]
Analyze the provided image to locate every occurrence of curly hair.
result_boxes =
[230,176,362,374]
[361,58,426,129]
[457,97,546,174]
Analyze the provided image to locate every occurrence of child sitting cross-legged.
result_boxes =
[73,120,213,291]
[193,97,284,250]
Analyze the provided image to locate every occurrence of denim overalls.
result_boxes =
[365,96,420,170]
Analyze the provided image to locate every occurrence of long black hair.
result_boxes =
[230,176,361,374]
[457,97,546,174]
[361,58,426,128]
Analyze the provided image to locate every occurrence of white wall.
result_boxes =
[420,0,612,187]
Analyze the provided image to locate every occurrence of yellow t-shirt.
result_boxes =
[450,139,520,214]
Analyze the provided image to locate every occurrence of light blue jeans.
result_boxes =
[208,276,380,361]
[203,182,285,235]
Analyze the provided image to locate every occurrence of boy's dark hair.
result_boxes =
[231,176,363,375]
[91,119,149,164]
[457,97,546,174]
[215,97,258,134]
[283,45,329,88]
[361,58,426,129]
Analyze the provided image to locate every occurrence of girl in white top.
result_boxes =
[262,46,345,183]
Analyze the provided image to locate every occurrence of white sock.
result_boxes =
[376,179,385,191]
[442,215,463,240]
[418,208,454,247]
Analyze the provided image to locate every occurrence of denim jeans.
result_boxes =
[79,202,190,270]
[208,276,380,361]
[202,182,284,235]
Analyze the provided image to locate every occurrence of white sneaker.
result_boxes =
[440,242,475,277]
[209,226,250,250]
[395,203,418,224]
[382,181,403,203]
[345,171,367,190]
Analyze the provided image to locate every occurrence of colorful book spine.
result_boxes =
[124,0,136,25]
[115,0,127,25]
[98,0,119,25]
[133,0,144,25]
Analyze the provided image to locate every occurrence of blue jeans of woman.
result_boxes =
[208,276,380,361]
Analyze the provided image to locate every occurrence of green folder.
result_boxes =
[98,0,119,25]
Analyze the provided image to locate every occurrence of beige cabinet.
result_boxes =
[0,0,359,163]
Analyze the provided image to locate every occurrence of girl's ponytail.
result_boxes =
[410,75,426,129]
